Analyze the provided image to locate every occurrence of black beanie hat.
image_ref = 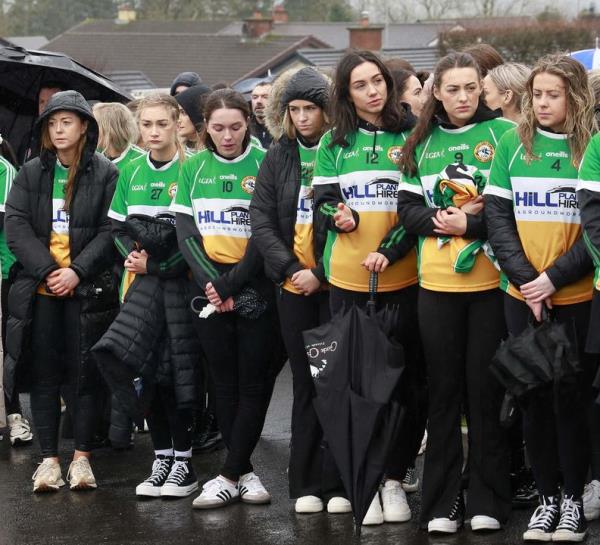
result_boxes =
[170,72,202,96]
[280,67,329,112]
[175,83,211,127]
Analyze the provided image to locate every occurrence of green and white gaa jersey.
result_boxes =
[313,128,417,292]
[170,143,265,264]
[399,117,514,292]
[486,127,592,305]
[108,152,181,222]
[111,143,145,170]
[0,155,16,279]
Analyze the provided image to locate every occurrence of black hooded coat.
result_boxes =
[3,90,119,398]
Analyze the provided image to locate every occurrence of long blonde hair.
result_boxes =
[41,114,87,213]
[93,102,139,156]
[487,63,531,114]
[518,54,596,166]
[135,93,184,162]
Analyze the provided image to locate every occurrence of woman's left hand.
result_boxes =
[520,272,556,303]
[46,268,80,297]
[291,269,321,296]
[124,250,148,274]
[432,207,467,236]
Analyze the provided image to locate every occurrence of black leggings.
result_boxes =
[192,302,275,481]
[147,385,194,452]
[329,284,427,481]
[418,288,510,525]
[30,295,98,457]
[277,288,344,499]
[2,276,20,415]
[504,295,594,498]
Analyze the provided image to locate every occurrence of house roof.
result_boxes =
[69,19,232,34]
[218,21,444,49]
[104,70,156,93]
[298,47,439,72]
[42,28,328,88]
[6,36,48,50]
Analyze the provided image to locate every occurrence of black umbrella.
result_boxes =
[0,46,132,163]
[303,272,405,532]
[190,286,267,320]
[491,308,581,408]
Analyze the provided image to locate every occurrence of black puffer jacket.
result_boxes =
[3,90,119,398]
[250,135,328,284]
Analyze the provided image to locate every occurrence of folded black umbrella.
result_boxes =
[303,272,405,532]
[190,286,267,320]
[125,214,177,260]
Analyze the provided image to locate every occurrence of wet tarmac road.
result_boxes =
[1,367,599,545]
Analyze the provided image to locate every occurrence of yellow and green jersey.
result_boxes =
[0,156,16,280]
[170,143,265,265]
[108,152,183,300]
[577,132,600,291]
[313,128,417,292]
[284,139,318,294]
[38,161,70,295]
[399,117,514,292]
[486,127,592,304]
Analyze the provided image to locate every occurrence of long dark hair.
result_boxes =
[399,52,481,175]
[330,49,405,148]
[201,89,251,153]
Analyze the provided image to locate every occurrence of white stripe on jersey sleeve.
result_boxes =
[397,182,424,195]
[312,175,339,186]
[108,209,127,222]
[483,184,513,200]
[170,202,194,216]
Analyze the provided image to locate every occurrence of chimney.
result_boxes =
[273,4,289,24]
[243,11,274,39]
[116,3,136,24]
[347,11,384,51]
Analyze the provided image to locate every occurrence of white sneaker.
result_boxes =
[295,495,324,513]
[471,515,501,531]
[362,492,384,525]
[32,459,65,492]
[7,413,33,446]
[583,480,600,521]
[193,476,239,509]
[327,496,352,513]
[238,472,271,504]
[381,480,411,522]
[67,457,97,490]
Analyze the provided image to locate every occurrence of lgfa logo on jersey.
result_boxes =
[241,176,256,194]
[168,182,177,198]
[474,141,495,162]
[387,146,403,165]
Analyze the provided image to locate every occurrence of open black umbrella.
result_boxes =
[0,46,132,163]
[303,272,405,532]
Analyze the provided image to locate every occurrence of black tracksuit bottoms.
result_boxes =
[329,284,427,482]
[504,295,594,499]
[276,288,344,500]
[418,288,510,526]
[2,276,20,415]
[147,384,194,453]
[192,305,275,481]
[30,295,97,457]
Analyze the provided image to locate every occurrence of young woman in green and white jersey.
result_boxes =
[93,102,144,170]
[172,89,274,509]
[313,50,422,526]
[108,94,200,499]
[486,55,596,541]
[398,52,515,534]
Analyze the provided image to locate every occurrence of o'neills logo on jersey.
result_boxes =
[474,141,494,162]
[515,186,577,209]
[197,204,250,226]
[342,177,398,200]
[387,146,403,165]
[241,176,256,194]
[168,183,177,198]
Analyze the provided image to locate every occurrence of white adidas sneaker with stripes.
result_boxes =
[192,476,239,509]
[238,472,271,505]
